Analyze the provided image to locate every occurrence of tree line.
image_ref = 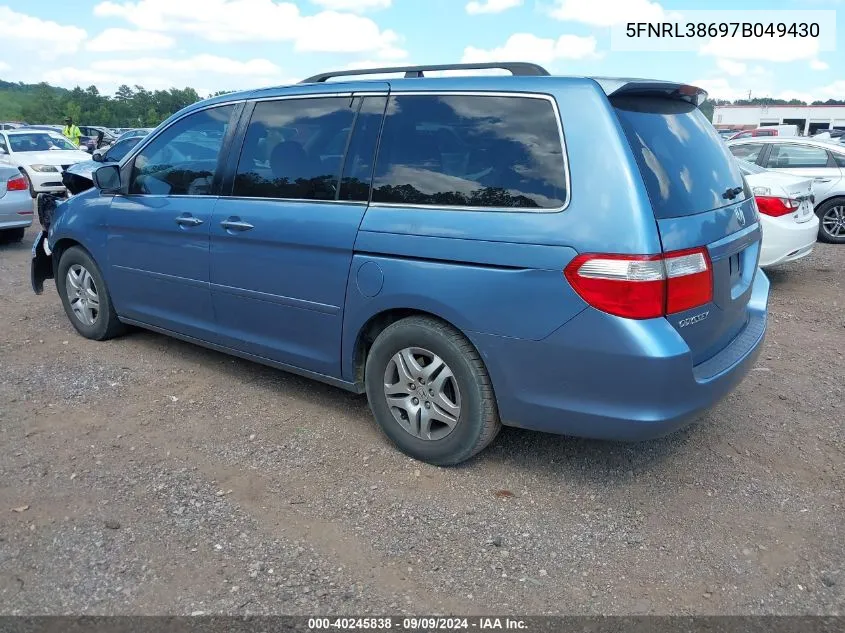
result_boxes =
[0,80,234,127]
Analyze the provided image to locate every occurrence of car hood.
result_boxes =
[16,150,92,166]
[64,159,101,180]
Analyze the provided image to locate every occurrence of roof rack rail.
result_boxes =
[299,62,550,84]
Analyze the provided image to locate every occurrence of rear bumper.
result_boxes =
[0,193,33,228]
[474,270,769,440]
[759,215,819,267]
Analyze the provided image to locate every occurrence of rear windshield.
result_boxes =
[612,96,747,218]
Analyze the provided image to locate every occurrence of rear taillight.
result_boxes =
[7,175,27,191]
[755,195,799,217]
[564,247,713,320]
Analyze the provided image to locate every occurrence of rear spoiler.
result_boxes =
[591,78,708,107]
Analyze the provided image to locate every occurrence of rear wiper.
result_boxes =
[722,186,743,200]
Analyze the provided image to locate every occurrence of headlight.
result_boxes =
[30,164,59,173]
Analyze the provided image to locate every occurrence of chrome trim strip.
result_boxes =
[223,196,367,205]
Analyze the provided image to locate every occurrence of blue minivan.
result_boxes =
[31,63,769,465]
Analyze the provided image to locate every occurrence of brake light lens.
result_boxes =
[564,247,713,319]
[6,175,27,191]
[755,195,800,217]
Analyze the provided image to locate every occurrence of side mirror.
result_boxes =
[93,164,121,193]
[92,151,104,162]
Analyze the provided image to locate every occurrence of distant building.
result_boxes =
[713,104,845,135]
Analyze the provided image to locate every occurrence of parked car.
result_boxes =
[113,127,154,144]
[727,136,845,243]
[730,125,799,140]
[1,121,28,130]
[736,160,819,266]
[30,62,769,465]
[62,135,146,195]
[0,130,92,197]
[0,166,32,241]
[718,129,741,141]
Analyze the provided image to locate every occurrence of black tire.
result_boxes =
[1,227,25,242]
[19,169,36,198]
[816,197,845,244]
[56,245,125,341]
[365,316,501,466]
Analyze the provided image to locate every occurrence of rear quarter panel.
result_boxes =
[342,76,661,381]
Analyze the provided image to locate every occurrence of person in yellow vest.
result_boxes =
[62,117,82,148]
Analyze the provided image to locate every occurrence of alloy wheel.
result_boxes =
[822,205,845,238]
[65,264,100,326]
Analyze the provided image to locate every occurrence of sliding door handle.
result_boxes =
[175,215,203,227]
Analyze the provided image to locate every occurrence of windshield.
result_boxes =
[737,159,766,175]
[9,133,78,152]
[612,96,747,218]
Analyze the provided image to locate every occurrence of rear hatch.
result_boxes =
[608,85,760,365]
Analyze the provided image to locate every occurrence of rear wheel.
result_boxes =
[817,198,845,244]
[56,246,125,340]
[0,227,25,243]
[364,316,500,466]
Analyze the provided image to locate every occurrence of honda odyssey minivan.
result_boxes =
[31,62,769,465]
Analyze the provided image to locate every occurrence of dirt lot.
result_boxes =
[1,224,843,615]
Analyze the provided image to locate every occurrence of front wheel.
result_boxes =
[56,246,125,340]
[365,316,501,466]
[817,198,845,244]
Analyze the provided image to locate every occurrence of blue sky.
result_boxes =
[1,0,842,101]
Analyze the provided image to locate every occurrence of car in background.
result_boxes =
[727,136,845,243]
[78,126,117,153]
[0,130,92,197]
[62,135,146,195]
[729,125,799,140]
[30,62,770,465]
[717,129,741,141]
[736,160,818,267]
[1,121,28,130]
[0,166,32,242]
[113,127,154,144]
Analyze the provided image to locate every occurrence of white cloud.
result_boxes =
[86,28,175,52]
[93,0,405,57]
[0,61,10,72]
[774,90,814,103]
[42,55,293,95]
[819,80,845,97]
[463,33,598,66]
[310,0,390,10]
[716,59,746,77]
[466,0,522,15]
[549,0,666,26]
[0,7,87,60]
[810,59,829,71]
[700,35,820,62]
[690,78,747,102]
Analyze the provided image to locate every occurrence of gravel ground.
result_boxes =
[1,224,843,615]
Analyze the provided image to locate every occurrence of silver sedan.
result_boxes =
[0,166,32,242]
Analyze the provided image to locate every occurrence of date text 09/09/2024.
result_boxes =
[307,617,528,630]
[625,22,820,38]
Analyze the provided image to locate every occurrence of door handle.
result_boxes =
[220,218,254,232]
[175,215,203,227]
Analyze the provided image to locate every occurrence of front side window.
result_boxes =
[130,104,235,195]
[765,144,830,169]
[371,94,567,210]
[105,137,142,162]
[234,97,356,201]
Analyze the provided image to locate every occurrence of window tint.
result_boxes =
[613,96,746,218]
[130,104,234,196]
[371,95,566,210]
[729,143,765,164]
[765,144,830,169]
[339,96,387,202]
[234,97,356,201]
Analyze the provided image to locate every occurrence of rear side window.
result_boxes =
[729,143,765,164]
[372,94,567,210]
[764,144,830,168]
[833,152,845,168]
[613,96,746,218]
[234,97,356,201]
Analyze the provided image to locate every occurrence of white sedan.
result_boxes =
[738,160,819,267]
[0,130,91,196]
